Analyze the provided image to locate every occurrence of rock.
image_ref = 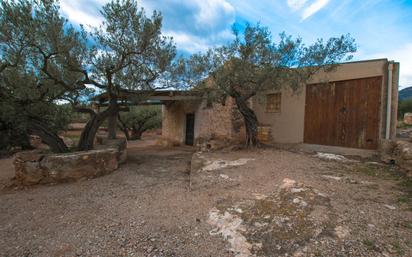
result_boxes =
[334,226,350,239]
[315,152,352,162]
[207,208,252,257]
[291,188,305,193]
[292,198,308,207]
[322,175,343,181]
[201,158,254,172]
[392,141,412,176]
[404,113,412,125]
[384,204,396,210]
[220,174,229,179]
[189,153,244,190]
[280,178,296,188]
[379,140,397,163]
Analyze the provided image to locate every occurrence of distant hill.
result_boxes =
[399,86,412,101]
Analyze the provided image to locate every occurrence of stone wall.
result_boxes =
[14,139,127,185]
[161,98,245,147]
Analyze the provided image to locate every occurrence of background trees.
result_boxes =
[180,24,357,146]
[118,106,161,140]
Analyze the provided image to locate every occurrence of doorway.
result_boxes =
[185,113,195,146]
[304,76,382,149]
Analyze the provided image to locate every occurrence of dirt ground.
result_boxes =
[0,136,411,257]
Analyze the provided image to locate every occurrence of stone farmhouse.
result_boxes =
[159,59,399,150]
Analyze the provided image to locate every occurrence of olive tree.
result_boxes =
[1,0,175,152]
[117,106,161,140]
[72,0,176,150]
[0,0,87,152]
[180,24,357,146]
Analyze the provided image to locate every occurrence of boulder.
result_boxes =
[379,140,397,164]
[404,113,412,125]
[393,141,412,176]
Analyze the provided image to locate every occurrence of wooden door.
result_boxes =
[304,76,382,149]
[185,113,195,146]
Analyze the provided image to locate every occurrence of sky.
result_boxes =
[59,0,412,88]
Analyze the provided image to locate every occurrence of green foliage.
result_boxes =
[88,0,176,92]
[0,101,72,151]
[118,106,161,139]
[178,23,357,146]
[398,98,412,120]
[0,0,87,151]
[180,24,357,99]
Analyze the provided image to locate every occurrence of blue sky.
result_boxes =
[60,0,412,88]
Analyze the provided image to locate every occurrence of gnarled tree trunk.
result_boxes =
[27,119,69,153]
[77,103,129,151]
[107,98,118,140]
[130,127,144,140]
[234,95,259,147]
[77,105,116,151]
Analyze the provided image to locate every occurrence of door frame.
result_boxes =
[185,113,195,146]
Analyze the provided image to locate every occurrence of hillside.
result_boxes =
[399,86,412,100]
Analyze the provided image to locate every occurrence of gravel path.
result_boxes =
[0,140,411,256]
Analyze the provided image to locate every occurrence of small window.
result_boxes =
[266,93,281,113]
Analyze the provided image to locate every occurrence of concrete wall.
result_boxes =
[253,87,306,143]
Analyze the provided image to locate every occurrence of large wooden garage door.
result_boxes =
[304,76,382,149]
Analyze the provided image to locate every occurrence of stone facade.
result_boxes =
[14,139,127,185]
[161,97,245,148]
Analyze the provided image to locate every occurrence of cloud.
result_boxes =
[287,0,308,11]
[60,0,235,53]
[142,0,236,52]
[165,31,211,53]
[301,0,330,20]
[286,0,331,20]
[60,0,105,28]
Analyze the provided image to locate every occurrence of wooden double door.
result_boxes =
[304,76,382,149]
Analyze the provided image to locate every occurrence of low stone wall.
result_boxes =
[14,139,127,185]
[380,140,412,176]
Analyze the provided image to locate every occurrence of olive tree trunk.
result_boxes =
[130,127,144,140]
[27,119,69,153]
[107,97,118,139]
[234,96,259,147]
[77,104,117,151]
